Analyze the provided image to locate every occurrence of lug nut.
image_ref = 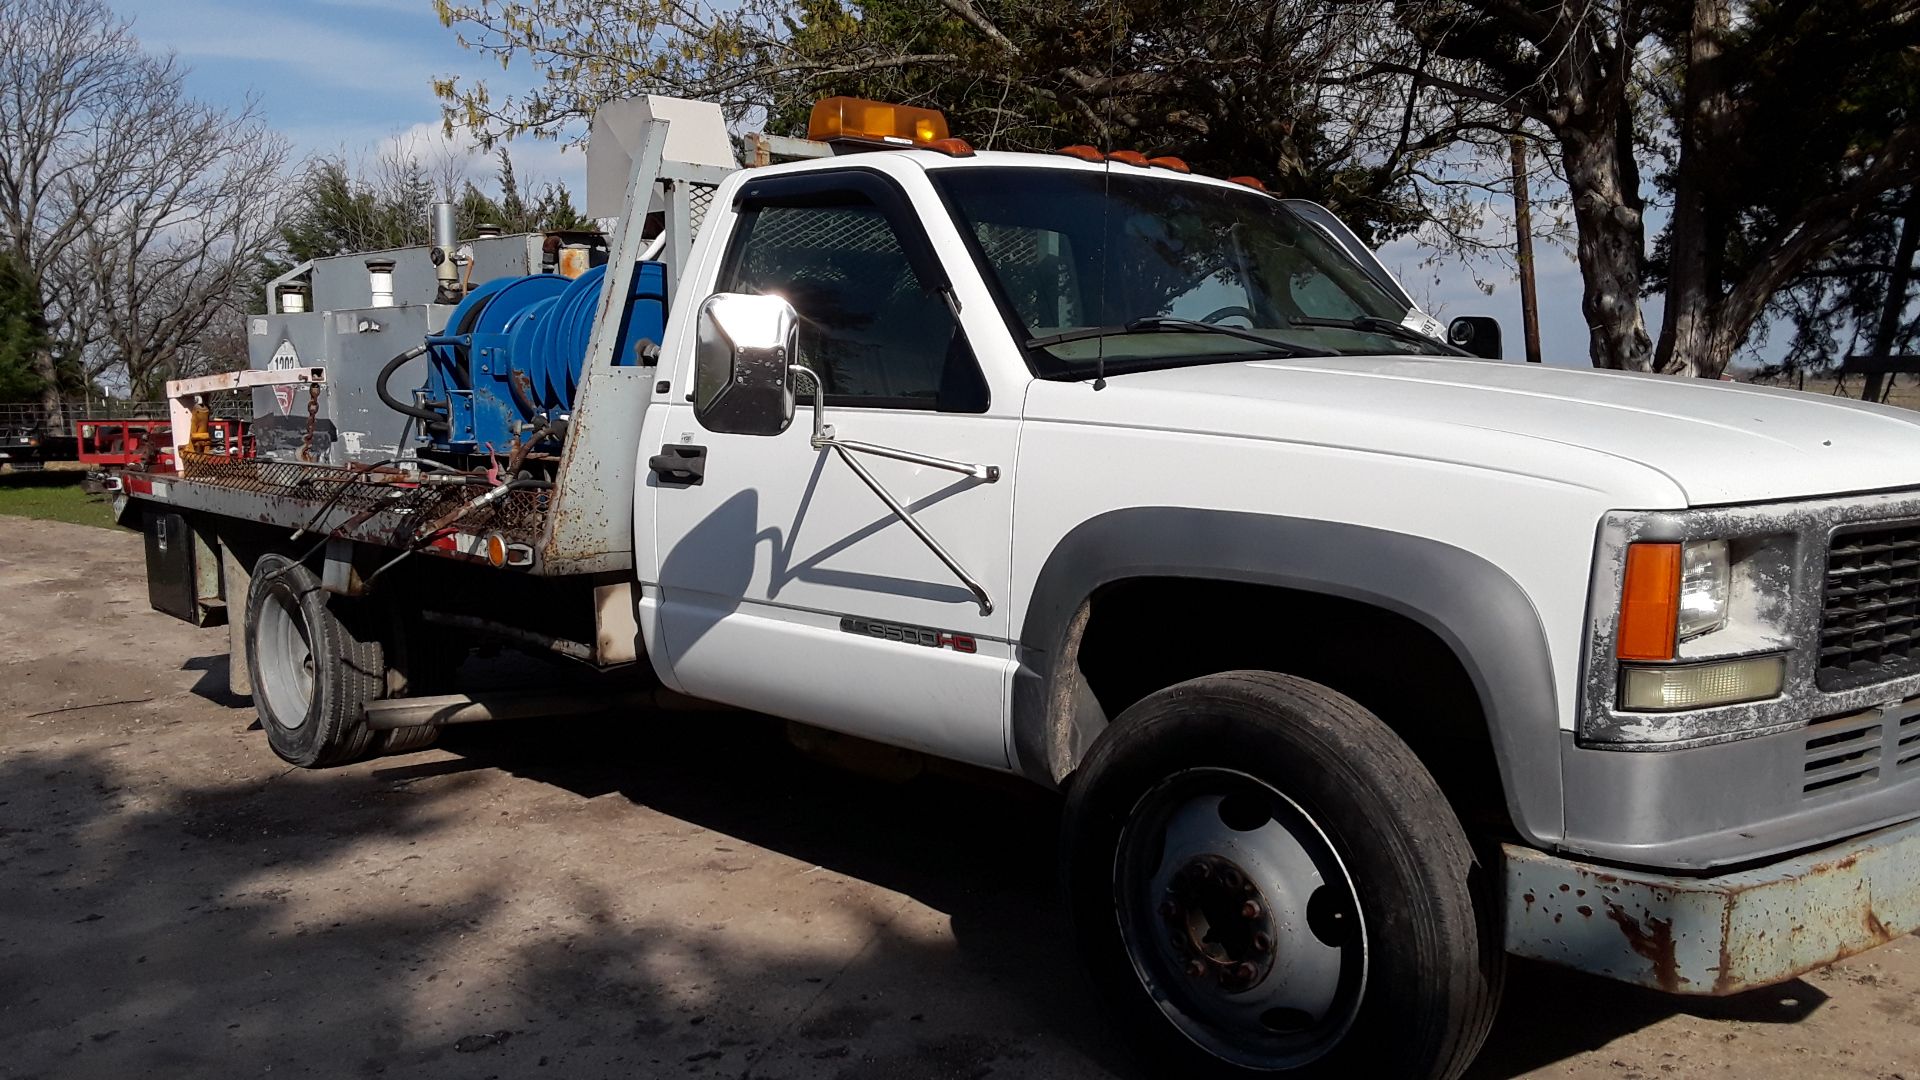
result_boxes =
[1159,900,1180,923]
[1241,900,1262,920]
[1186,959,1208,978]
[1252,932,1272,953]
[1231,962,1259,984]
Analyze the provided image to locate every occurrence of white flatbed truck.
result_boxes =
[116,96,1920,1078]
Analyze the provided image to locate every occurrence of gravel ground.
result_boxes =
[0,515,1915,1079]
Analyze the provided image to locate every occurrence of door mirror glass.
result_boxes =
[693,293,800,436]
[1447,315,1504,360]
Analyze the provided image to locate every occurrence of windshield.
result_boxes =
[932,167,1445,377]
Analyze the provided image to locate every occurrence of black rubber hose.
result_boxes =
[376,345,447,429]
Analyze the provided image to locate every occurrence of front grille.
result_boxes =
[1801,713,1883,796]
[1818,522,1920,691]
[1802,698,1920,798]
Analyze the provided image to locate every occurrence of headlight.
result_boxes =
[1677,539,1730,640]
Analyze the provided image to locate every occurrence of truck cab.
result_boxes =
[122,96,1920,1080]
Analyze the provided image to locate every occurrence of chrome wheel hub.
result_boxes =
[256,587,315,728]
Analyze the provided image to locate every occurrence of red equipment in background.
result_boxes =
[79,418,252,489]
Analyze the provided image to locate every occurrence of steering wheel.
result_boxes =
[1201,305,1258,326]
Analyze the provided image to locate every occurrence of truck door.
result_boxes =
[647,168,1018,770]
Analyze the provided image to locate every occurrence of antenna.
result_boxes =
[1093,0,1121,391]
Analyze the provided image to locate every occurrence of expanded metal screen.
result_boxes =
[176,455,552,542]
[688,183,717,236]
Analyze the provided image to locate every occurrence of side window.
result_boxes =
[717,197,988,412]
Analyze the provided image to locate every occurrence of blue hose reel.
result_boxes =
[418,261,668,453]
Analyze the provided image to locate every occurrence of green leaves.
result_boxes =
[431,0,1498,246]
[0,252,50,404]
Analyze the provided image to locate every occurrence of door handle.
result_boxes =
[649,444,706,485]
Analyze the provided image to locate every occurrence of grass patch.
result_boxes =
[0,471,118,528]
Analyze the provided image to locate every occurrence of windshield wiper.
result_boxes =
[1027,316,1331,357]
[1286,314,1474,356]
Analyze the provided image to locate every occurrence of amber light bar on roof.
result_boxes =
[809,97,949,147]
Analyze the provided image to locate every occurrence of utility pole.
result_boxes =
[1510,115,1544,364]
[1863,186,1919,404]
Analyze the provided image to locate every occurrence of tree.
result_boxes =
[0,251,49,402]
[0,0,295,401]
[1378,0,1920,375]
[278,160,395,264]
[279,147,593,268]
[1761,185,1919,394]
[72,108,288,398]
[431,0,1519,247]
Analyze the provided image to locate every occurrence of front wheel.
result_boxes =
[1062,671,1501,1079]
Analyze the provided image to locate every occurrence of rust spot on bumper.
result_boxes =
[1604,900,1684,991]
[1865,909,1891,942]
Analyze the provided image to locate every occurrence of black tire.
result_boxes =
[369,612,463,757]
[244,553,383,768]
[1062,671,1502,1080]
[372,724,440,756]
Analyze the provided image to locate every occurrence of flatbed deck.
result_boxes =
[116,455,555,571]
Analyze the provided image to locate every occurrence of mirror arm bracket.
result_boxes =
[825,442,994,616]
[788,364,998,615]
[787,365,999,482]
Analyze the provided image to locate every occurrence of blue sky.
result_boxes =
[113,0,588,190]
[116,0,1635,367]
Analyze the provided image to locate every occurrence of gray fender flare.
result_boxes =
[1012,507,1564,849]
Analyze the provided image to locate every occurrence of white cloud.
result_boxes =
[377,122,587,195]
[126,0,463,102]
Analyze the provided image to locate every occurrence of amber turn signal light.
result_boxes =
[1617,542,1682,661]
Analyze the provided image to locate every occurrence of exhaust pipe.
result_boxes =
[363,686,723,730]
[432,201,461,304]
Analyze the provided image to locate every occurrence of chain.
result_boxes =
[300,382,319,462]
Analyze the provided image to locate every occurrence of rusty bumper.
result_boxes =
[1502,816,1920,994]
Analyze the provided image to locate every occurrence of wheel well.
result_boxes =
[1067,577,1513,837]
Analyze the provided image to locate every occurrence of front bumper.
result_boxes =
[1503,816,1920,994]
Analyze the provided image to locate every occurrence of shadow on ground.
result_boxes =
[180,654,249,710]
[0,710,1122,1079]
[0,468,86,490]
[0,702,1836,1079]
[1465,962,1827,1078]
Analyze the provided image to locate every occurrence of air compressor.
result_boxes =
[378,260,669,456]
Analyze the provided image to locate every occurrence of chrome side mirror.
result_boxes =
[692,293,800,436]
